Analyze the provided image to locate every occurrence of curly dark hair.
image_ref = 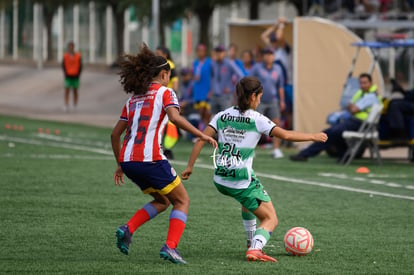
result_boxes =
[119,44,170,95]
[236,76,263,113]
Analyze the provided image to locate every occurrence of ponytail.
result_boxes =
[236,76,263,113]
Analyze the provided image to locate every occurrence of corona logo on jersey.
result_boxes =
[220,113,251,123]
[284,227,314,256]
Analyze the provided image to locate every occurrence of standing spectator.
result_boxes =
[227,43,247,76]
[156,46,179,91]
[249,48,286,159]
[260,17,291,86]
[62,41,82,112]
[192,44,212,127]
[261,17,293,133]
[178,68,199,141]
[180,68,200,141]
[178,68,194,117]
[210,45,245,115]
[241,50,255,75]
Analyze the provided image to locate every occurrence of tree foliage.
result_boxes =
[0,0,12,10]
[189,0,240,46]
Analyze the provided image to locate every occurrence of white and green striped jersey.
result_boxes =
[209,106,276,189]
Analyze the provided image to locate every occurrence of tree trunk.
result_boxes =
[195,7,213,48]
[113,7,125,64]
[43,8,55,61]
[159,20,165,47]
[96,5,107,57]
[249,0,259,20]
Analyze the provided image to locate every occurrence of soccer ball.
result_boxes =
[284,227,314,256]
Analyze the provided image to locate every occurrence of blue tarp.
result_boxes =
[352,39,414,48]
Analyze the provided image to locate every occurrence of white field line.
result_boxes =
[36,133,110,148]
[0,135,113,156]
[1,153,112,160]
[318,173,413,190]
[170,160,414,201]
[1,134,413,201]
[367,174,407,178]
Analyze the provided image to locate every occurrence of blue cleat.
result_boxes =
[159,244,187,264]
[115,225,132,255]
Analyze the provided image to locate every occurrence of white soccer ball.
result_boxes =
[284,227,314,256]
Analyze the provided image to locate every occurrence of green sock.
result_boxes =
[250,228,271,250]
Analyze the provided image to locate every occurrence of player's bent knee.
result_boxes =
[151,194,171,211]
[159,200,171,210]
[167,186,190,209]
[172,195,189,208]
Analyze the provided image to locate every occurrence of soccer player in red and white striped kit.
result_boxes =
[111,44,217,264]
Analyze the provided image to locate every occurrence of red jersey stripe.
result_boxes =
[119,83,180,162]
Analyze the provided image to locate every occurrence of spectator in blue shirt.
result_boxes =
[227,43,247,77]
[179,68,200,141]
[209,45,245,115]
[241,49,255,75]
[192,44,212,127]
[179,68,194,116]
[249,47,286,159]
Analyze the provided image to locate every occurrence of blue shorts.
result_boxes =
[120,160,181,195]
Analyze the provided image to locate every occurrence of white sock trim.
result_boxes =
[250,234,267,250]
[242,219,256,241]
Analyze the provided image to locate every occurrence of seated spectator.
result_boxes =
[290,73,382,161]
[386,80,414,139]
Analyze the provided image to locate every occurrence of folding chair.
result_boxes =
[340,104,384,165]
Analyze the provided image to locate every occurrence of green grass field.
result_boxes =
[1,115,413,274]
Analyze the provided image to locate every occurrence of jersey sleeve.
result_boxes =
[208,113,220,132]
[163,88,180,110]
[120,105,128,121]
[256,113,276,136]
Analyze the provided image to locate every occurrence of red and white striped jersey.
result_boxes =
[119,83,179,162]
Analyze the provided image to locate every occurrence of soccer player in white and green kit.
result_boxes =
[182,76,327,262]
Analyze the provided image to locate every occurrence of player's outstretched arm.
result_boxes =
[271,127,328,143]
[166,107,217,148]
[181,126,216,180]
[111,120,127,186]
